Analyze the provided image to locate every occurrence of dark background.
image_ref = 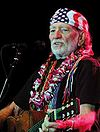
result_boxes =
[0,0,99,108]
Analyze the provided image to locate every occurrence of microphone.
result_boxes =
[0,43,27,76]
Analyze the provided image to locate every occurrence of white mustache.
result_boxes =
[51,39,64,45]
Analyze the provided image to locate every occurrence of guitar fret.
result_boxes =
[28,119,44,132]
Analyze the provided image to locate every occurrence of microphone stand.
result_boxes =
[0,66,14,101]
[0,47,21,102]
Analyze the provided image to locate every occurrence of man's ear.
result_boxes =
[78,31,85,47]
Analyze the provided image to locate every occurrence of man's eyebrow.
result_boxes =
[50,26,55,29]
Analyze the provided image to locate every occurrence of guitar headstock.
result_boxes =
[48,98,80,122]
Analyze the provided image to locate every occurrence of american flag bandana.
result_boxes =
[50,8,89,32]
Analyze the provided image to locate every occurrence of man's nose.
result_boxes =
[55,30,62,38]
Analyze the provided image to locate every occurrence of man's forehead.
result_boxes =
[50,22,71,28]
[50,22,75,29]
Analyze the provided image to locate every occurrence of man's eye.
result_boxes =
[61,28,68,32]
[50,29,55,33]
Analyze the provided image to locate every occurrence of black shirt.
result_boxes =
[14,57,100,110]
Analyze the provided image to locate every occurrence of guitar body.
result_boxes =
[6,110,45,132]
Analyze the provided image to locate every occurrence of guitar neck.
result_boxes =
[28,98,80,132]
[28,118,44,132]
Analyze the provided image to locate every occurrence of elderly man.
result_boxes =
[0,8,100,132]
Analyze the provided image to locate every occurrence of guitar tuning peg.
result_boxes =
[62,113,65,119]
[62,106,65,110]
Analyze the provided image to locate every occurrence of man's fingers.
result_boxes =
[41,122,49,132]
[39,128,43,132]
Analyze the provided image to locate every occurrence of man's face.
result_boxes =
[49,22,80,59]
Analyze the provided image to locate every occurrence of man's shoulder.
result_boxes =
[79,56,100,67]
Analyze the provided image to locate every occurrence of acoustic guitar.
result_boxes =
[28,98,80,132]
[4,98,79,132]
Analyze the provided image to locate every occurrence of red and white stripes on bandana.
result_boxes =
[50,8,89,32]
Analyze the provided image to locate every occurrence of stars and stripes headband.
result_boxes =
[50,8,89,32]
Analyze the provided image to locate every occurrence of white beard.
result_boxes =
[51,46,68,59]
[50,38,78,60]
[51,42,76,60]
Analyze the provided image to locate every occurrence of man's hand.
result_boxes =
[39,114,58,132]
[0,101,18,124]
